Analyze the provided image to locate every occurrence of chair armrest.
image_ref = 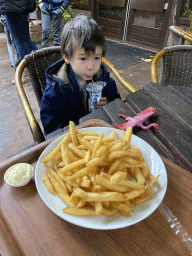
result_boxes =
[151,50,166,83]
[175,27,192,40]
[169,26,192,45]
[15,59,45,143]
[102,57,136,93]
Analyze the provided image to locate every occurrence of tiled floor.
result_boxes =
[0,33,153,162]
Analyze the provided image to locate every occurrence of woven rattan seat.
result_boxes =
[151,45,192,87]
[15,46,136,143]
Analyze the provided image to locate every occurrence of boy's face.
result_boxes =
[63,46,102,84]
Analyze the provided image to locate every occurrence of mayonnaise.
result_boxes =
[4,163,33,185]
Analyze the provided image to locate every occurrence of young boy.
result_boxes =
[40,15,120,135]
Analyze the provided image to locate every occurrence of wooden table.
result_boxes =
[80,83,192,173]
[0,118,192,255]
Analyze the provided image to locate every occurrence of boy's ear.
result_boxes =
[63,54,70,64]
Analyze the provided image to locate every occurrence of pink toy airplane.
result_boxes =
[112,107,159,130]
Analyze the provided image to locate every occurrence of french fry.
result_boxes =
[41,121,161,217]
[76,199,86,208]
[52,151,61,163]
[86,157,105,169]
[130,167,146,185]
[110,130,116,140]
[102,137,114,143]
[77,134,94,151]
[125,189,145,200]
[140,164,150,178]
[102,208,118,216]
[131,186,154,205]
[111,201,132,216]
[108,149,141,161]
[67,166,95,181]
[123,126,132,146]
[77,145,86,150]
[149,174,161,185]
[68,150,80,162]
[118,179,145,190]
[85,150,92,163]
[95,201,103,215]
[68,143,86,159]
[69,120,79,146]
[94,175,130,193]
[122,129,125,140]
[83,135,99,141]
[47,171,75,207]
[92,184,104,192]
[118,209,131,217]
[80,178,92,188]
[109,141,127,152]
[43,163,69,193]
[92,133,104,158]
[61,144,71,166]
[77,131,98,136]
[74,187,127,201]
[61,207,96,215]
[108,159,121,175]
[41,172,55,194]
[123,158,145,167]
[59,173,80,188]
[59,158,86,175]
[41,133,70,163]
[95,144,109,158]
[110,171,127,184]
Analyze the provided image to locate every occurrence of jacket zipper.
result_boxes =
[48,0,50,9]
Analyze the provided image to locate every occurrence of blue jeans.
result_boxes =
[4,14,38,60]
[40,6,62,48]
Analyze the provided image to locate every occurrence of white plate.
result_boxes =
[35,127,167,230]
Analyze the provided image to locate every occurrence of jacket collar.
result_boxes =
[45,58,110,91]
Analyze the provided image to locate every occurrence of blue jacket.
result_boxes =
[39,0,71,10]
[40,59,120,135]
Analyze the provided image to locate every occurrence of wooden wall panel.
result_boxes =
[99,0,126,8]
[131,25,161,38]
[98,18,121,30]
[131,0,166,12]
[101,26,121,36]
[72,0,91,10]
[130,33,159,46]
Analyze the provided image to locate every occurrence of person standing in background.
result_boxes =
[39,0,71,48]
[0,0,38,83]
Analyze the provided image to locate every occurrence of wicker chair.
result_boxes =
[151,45,192,87]
[169,26,192,46]
[15,46,136,143]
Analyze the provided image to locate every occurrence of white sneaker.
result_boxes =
[12,69,30,85]
[12,77,30,85]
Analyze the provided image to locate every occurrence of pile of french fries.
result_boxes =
[41,121,160,217]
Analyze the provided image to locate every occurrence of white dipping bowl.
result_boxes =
[4,163,34,187]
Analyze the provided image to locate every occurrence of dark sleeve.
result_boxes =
[40,86,70,136]
[62,0,71,9]
[101,77,121,102]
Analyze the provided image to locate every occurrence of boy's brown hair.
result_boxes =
[61,15,106,58]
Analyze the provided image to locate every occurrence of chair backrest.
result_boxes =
[22,46,136,107]
[14,47,62,142]
[15,46,136,143]
[151,45,192,87]
[24,46,62,106]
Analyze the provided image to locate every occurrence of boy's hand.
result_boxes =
[96,97,108,109]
